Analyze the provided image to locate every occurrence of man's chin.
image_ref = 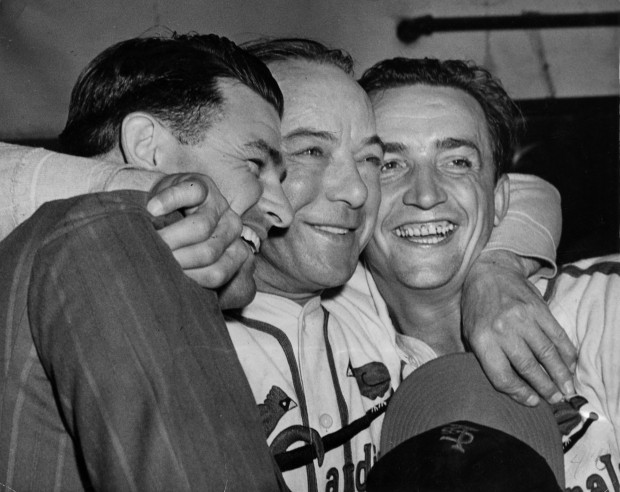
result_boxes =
[217,279,257,310]
[315,261,358,290]
[217,259,257,310]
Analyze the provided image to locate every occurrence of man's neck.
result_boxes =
[254,277,321,307]
[374,277,465,356]
[254,258,326,307]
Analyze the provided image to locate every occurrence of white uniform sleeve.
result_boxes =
[0,142,163,241]
[484,173,561,278]
[542,255,620,451]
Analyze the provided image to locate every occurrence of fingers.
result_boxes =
[537,313,578,386]
[501,306,576,403]
[157,207,241,256]
[500,336,564,405]
[473,320,576,407]
[461,255,578,407]
[539,312,577,374]
[147,173,251,289]
[475,346,542,407]
[147,178,208,216]
[159,211,247,289]
[179,238,251,290]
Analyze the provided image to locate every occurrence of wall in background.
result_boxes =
[1,0,618,139]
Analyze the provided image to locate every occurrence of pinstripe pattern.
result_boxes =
[0,191,281,491]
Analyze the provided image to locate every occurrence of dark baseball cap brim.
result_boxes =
[368,420,562,491]
[374,353,564,489]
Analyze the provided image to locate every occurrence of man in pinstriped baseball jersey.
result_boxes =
[0,33,293,491]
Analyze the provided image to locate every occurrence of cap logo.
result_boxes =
[439,423,478,453]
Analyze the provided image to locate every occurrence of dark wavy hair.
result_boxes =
[242,37,354,76]
[359,57,522,179]
[59,33,283,157]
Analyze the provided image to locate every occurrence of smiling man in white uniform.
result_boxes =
[342,56,618,491]
[226,39,574,492]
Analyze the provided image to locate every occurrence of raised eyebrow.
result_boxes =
[436,137,480,155]
[282,128,336,142]
[246,139,283,165]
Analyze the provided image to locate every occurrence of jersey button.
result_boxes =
[319,413,333,429]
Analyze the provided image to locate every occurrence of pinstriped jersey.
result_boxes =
[0,192,282,491]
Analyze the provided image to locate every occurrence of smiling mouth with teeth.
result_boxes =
[394,221,457,245]
[241,225,261,254]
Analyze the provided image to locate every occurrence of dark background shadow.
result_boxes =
[514,96,619,263]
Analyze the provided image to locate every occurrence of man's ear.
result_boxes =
[493,174,510,227]
[120,112,172,169]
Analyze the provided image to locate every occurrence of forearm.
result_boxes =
[474,249,541,278]
[462,174,575,406]
[0,142,163,241]
[485,173,561,279]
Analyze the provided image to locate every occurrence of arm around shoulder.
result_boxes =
[0,142,163,241]
[485,173,561,278]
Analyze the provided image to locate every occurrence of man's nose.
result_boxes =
[324,156,368,208]
[259,179,294,228]
[403,164,447,209]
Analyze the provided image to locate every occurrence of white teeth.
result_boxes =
[315,225,348,235]
[241,225,260,254]
[395,221,456,240]
[403,235,445,245]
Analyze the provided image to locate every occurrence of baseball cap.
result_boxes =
[367,353,564,491]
